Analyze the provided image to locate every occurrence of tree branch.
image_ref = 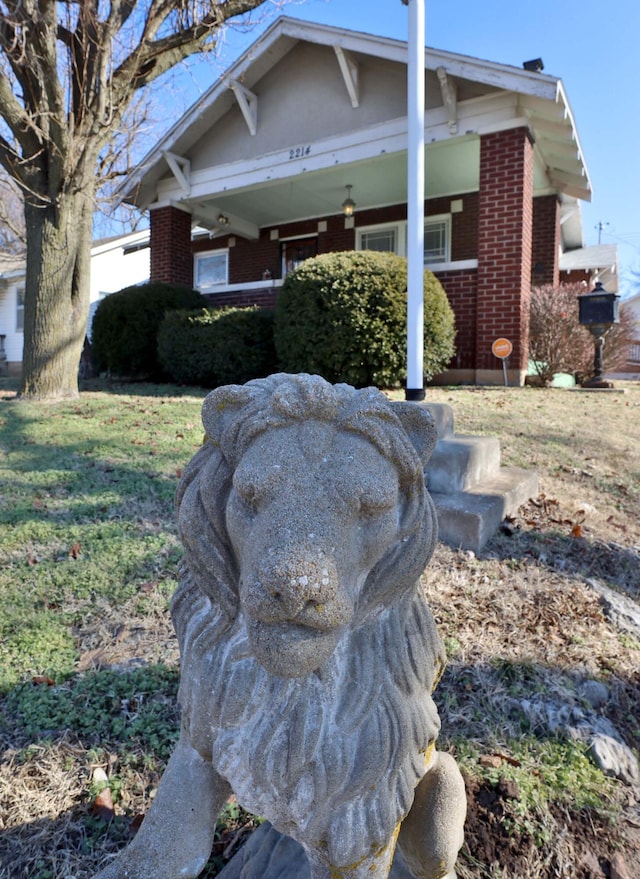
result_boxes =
[112,0,269,95]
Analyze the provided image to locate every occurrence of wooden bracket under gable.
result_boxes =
[162,151,191,195]
[334,45,360,108]
[436,67,458,135]
[231,81,258,136]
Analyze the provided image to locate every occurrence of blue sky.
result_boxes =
[177,0,640,299]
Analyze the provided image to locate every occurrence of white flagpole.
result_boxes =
[404,0,425,401]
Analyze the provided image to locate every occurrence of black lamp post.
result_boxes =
[578,281,620,387]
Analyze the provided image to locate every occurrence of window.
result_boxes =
[359,228,397,253]
[16,286,25,332]
[281,237,318,276]
[357,217,452,265]
[194,250,228,292]
[356,223,405,256]
[424,216,451,265]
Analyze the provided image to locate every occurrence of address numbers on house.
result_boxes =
[288,145,311,160]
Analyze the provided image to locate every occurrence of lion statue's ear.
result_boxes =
[390,402,438,468]
[201,384,257,446]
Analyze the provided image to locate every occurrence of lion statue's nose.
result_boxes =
[252,549,341,622]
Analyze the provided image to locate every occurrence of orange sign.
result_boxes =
[492,338,513,360]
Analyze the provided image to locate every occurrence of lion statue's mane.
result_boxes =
[171,374,445,868]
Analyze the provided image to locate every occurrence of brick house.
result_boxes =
[122,16,616,386]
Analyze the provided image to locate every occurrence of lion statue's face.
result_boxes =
[176,373,438,682]
[226,419,403,677]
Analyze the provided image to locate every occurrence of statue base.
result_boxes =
[217,822,431,878]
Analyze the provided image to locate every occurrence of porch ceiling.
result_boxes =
[183,136,555,237]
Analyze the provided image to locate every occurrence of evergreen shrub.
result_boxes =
[157,306,277,387]
[274,251,456,387]
[91,282,206,379]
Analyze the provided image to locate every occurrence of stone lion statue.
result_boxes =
[94,374,466,879]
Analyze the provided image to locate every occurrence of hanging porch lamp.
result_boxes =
[342,185,356,217]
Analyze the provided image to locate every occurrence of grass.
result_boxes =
[1,377,639,879]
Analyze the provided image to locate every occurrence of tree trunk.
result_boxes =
[20,191,93,400]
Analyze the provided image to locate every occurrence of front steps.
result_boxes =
[420,403,538,552]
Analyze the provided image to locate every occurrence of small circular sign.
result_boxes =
[492,338,513,360]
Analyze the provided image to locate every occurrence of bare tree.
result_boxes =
[0,0,276,400]
[0,168,25,253]
[529,282,635,384]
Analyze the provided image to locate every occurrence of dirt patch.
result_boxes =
[461,775,640,879]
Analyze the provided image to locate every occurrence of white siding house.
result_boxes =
[0,230,149,376]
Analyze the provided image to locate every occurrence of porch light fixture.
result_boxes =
[217,213,230,225]
[341,185,356,217]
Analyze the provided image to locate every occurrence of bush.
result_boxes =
[529,283,636,385]
[157,306,277,387]
[91,282,206,379]
[274,251,456,387]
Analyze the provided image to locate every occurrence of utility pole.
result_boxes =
[403,0,426,401]
[596,221,609,244]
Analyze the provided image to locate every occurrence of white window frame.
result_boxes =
[424,214,451,265]
[194,249,229,293]
[356,222,407,256]
[356,216,452,265]
[16,285,25,332]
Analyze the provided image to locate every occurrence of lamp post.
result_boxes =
[578,281,620,388]
[403,0,425,401]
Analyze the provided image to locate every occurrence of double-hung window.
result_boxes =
[16,286,25,332]
[356,223,405,256]
[424,215,451,265]
[194,250,228,292]
[357,216,451,265]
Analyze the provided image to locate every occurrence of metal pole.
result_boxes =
[405,0,425,401]
[593,335,604,380]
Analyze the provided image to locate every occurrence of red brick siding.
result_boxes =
[532,195,560,287]
[477,128,533,372]
[150,206,193,286]
[433,269,478,369]
[561,269,591,288]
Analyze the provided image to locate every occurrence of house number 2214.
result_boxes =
[289,145,311,160]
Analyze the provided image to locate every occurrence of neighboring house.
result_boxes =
[121,16,615,386]
[617,291,640,376]
[0,229,149,376]
[559,243,618,292]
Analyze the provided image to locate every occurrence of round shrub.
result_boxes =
[157,306,277,388]
[91,282,206,379]
[274,251,456,387]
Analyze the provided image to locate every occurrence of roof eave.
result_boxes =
[121,15,592,208]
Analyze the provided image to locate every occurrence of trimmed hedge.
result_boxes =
[157,306,277,388]
[91,282,206,379]
[274,251,456,387]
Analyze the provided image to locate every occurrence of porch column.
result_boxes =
[476,127,534,384]
[532,194,560,288]
[150,205,193,287]
[405,0,425,400]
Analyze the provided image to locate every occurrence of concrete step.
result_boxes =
[426,434,502,494]
[420,402,455,438]
[431,466,539,552]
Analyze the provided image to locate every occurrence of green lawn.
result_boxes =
[1,378,638,879]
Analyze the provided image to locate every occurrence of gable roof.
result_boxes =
[123,16,591,212]
[559,243,618,291]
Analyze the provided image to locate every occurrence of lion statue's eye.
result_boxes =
[233,475,263,511]
[358,489,396,517]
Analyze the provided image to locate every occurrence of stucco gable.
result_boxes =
[126,15,590,212]
[188,42,409,173]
